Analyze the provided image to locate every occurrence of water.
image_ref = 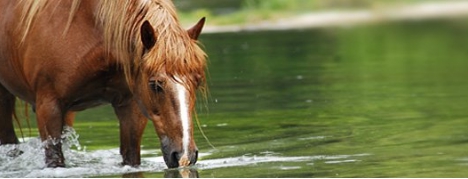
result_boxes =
[2,17,468,177]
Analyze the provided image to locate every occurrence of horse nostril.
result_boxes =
[163,151,181,168]
[164,151,181,168]
[171,151,180,163]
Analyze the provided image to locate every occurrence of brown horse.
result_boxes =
[0,0,207,168]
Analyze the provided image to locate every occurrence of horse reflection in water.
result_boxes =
[122,169,199,178]
[0,0,207,168]
[164,168,200,178]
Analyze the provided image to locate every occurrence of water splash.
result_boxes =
[0,127,157,178]
[0,137,45,173]
[62,126,83,151]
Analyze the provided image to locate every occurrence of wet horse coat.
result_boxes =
[0,0,206,168]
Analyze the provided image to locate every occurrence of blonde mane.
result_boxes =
[96,0,207,89]
[17,0,81,42]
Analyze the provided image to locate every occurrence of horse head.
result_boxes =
[134,17,206,168]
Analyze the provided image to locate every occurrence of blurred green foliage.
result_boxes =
[175,0,444,26]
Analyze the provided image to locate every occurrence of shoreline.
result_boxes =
[199,1,468,33]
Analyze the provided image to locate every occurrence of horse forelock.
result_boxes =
[97,0,207,93]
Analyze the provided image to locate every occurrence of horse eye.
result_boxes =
[149,80,164,93]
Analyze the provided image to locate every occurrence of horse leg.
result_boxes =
[64,111,75,127]
[0,85,19,145]
[113,101,147,166]
[35,96,65,167]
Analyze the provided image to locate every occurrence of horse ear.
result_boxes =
[141,20,156,50]
[187,17,206,40]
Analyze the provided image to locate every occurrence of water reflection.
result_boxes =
[164,168,199,178]
[122,172,144,178]
[121,169,200,178]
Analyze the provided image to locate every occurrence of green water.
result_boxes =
[191,18,468,178]
[17,18,468,177]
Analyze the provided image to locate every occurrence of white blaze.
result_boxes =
[175,77,190,159]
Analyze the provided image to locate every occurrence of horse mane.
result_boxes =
[96,0,207,90]
[17,0,81,42]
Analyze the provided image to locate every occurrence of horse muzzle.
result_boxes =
[161,137,198,168]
